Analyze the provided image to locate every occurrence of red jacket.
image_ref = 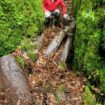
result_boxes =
[43,0,67,15]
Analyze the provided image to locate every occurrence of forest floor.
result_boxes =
[13,27,86,105]
[0,1,87,104]
[28,27,86,105]
[0,27,87,105]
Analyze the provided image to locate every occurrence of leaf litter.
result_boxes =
[27,27,87,105]
[0,27,86,105]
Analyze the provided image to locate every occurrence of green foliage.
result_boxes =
[83,86,96,105]
[15,56,25,68]
[20,37,37,62]
[72,0,81,15]
[102,24,105,49]
[27,50,37,62]
[72,0,105,93]
[58,61,67,71]
[0,0,44,56]
[83,86,101,105]
[21,38,37,51]
[55,84,66,102]
[99,69,105,92]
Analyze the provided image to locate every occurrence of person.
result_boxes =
[42,0,70,26]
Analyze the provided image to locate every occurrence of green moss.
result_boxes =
[83,86,96,105]
[15,56,25,68]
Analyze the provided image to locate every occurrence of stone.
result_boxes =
[0,55,31,104]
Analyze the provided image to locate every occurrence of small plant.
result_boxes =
[58,62,67,71]
[27,50,37,62]
[21,38,31,51]
[20,37,38,62]
[55,84,66,103]
[83,86,101,105]
[15,56,25,68]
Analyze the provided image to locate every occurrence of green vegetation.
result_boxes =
[0,0,105,104]
[55,84,66,102]
[20,37,38,62]
[58,61,67,71]
[27,50,37,62]
[72,0,105,93]
[102,24,105,49]
[83,86,101,105]
[15,56,25,68]
[0,0,44,56]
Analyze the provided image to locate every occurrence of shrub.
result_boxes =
[0,0,44,56]
[83,86,101,105]
[72,0,105,92]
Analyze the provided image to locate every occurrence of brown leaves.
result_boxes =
[10,21,86,105]
[27,27,86,105]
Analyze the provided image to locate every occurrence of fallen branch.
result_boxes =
[37,34,44,49]
[43,26,69,57]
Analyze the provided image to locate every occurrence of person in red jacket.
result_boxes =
[43,0,70,26]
